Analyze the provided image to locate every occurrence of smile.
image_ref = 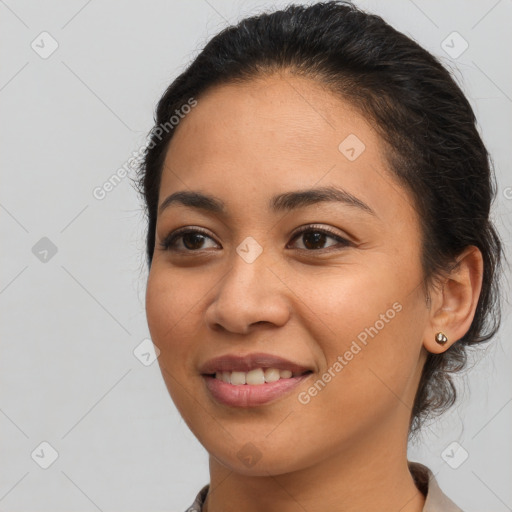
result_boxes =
[202,371,312,407]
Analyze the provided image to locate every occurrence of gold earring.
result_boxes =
[435,332,448,345]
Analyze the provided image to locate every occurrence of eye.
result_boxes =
[287,225,351,252]
[159,227,219,252]
[159,224,351,254]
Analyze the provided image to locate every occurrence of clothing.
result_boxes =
[184,461,463,512]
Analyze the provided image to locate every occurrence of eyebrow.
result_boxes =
[158,186,377,217]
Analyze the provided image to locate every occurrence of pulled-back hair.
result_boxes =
[136,0,504,438]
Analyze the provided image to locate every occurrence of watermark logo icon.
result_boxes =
[31,441,59,469]
[32,237,58,263]
[236,236,263,264]
[237,442,262,468]
[441,32,469,59]
[441,441,469,469]
[133,338,160,366]
[31,32,59,59]
[338,134,366,161]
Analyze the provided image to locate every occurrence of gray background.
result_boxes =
[1,1,511,510]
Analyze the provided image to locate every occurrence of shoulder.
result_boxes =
[184,484,209,512]
[408,461,464,512]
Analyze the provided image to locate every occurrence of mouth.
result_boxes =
[199,352,314,407]
[202,371,313,407]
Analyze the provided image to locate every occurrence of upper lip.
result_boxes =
[199,352,313,375]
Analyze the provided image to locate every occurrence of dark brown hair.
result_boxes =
[136,0,505,439]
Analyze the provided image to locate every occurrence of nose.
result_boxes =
[204,249,291,335]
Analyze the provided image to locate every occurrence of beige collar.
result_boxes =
[409,461,464,511]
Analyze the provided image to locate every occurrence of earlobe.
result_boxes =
[423,245,484,354]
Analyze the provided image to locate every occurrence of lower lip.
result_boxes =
[202,373,312,407]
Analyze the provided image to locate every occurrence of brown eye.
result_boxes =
[181,232,208,250]
[301,231,328,250]
[289,226,351,251]
[160,228,219,252]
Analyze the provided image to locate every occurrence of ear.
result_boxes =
[423,246,484,354]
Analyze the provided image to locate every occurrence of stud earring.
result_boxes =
[435,332,448,345]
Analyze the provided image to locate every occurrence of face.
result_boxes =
[146,72,430,476]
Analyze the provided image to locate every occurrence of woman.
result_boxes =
[136,1,504,510]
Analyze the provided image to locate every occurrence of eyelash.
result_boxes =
[159,224,351,254]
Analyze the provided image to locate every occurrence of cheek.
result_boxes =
[145,266,204,361]
[292,262,424,408]
[145,266,207,418]
[292,262,408,351]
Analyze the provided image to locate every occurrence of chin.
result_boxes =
[206,442,309,477]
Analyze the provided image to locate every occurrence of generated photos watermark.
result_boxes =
[92,97,197,201]
[297,301,403,405]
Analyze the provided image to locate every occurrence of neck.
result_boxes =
[203,424,425,512]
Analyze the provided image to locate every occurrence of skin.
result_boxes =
[145,71,483,512]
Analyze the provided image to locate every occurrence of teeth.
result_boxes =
[264,368,280,383]
[246,368,265,385]
[214,367,298,385]
[231,371,246,385]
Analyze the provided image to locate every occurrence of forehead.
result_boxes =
[167,73,369,159]
[159,73,418,227]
